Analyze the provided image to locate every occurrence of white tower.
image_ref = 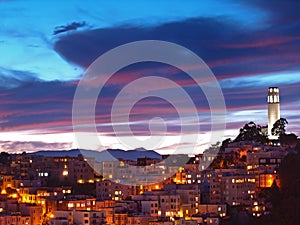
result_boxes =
[268,87,280,138]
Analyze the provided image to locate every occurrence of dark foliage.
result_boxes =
[0,152,10,165]
[271,118,288,136]
[279,133,298,146]
[234,121,268,144]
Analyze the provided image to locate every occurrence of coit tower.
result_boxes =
[268,87,280,138]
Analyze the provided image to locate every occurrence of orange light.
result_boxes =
[62,170,68,176]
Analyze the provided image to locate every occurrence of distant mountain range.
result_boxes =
[31,148,162,162]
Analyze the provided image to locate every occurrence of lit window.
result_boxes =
[62,171,68,176]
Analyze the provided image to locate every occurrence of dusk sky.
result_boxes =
[1,0,300,154]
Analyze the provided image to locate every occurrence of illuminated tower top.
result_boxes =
[268,87,280,104]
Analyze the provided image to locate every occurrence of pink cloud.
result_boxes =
[222,36,300,49]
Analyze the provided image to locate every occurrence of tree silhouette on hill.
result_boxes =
[234,121,268,144]
[271,118,288,136]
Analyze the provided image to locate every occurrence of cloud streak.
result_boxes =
[0,141,72,153]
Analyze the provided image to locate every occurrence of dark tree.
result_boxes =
[220,138,232,152]
[234,121,268,144]
[279,133,298,146]
[295,140,300,154]
[271,118,288,136]
[0,152,10,165]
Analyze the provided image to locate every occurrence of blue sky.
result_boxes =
[0,0,300,153]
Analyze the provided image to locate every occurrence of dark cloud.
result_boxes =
[54,18,238,68]
[53,21,88,35]
[53,16,300,79]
